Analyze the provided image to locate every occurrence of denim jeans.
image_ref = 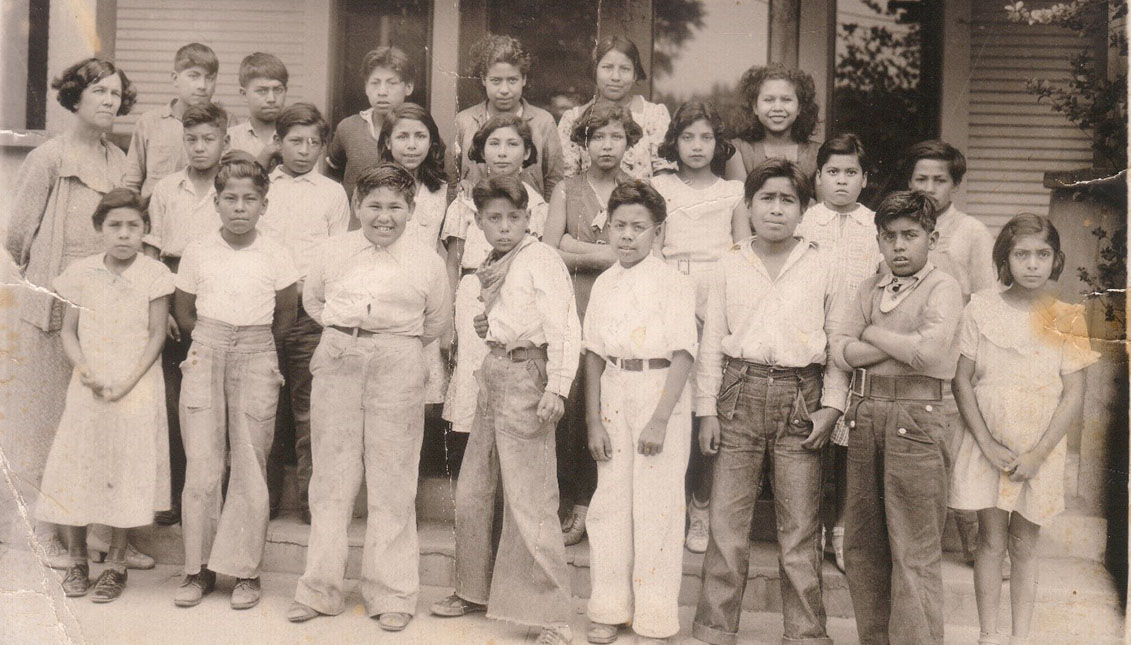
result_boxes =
[267,306,321,515]
[294,329,426,617]
[693,361,831,645]
[454,351,572,627]
[587,366,691,639]
[179,318,281,578]
[842,393,957,645]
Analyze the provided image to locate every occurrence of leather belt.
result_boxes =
[329,324,378,338]
[487,342,547,362]
[460,267,478,278]
[725,357,822,380]
[606,355,671,371]
[851,368,944,401]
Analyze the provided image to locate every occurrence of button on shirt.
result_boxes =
[145,169,221,258]
[695,237,850,415]
[303,231,451,343]
[258,167,351,279]
[583,255,697,361]
[484,240,581,398]
[175,230,300,326]
[930,204,996,301]
[830,262,964,381]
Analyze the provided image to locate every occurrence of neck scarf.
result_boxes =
[477,235,535,313]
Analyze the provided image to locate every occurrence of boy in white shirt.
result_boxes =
[171,158,299,610]
[430,175,581,645]
[692,159,849,645]
[797,133,881,570]
[583,180,697,644]
[258,103,350,522]
[288,164,450,632]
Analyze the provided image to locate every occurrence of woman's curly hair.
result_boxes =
[466,34,532,79]
[568,103,643,150]
[52,58,136,116]
[658,101,736,176]
[736,63,818,143]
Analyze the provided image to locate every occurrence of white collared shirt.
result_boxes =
[484,240,581,397]
[584,255,697,361]
[695,236,850,414]
[259,167,351,279]
[228,122,267,157]
[303,231,451,343]
[146,169,221,258]
[175,230,300,326]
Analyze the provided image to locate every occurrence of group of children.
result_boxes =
[25,33,1095,645]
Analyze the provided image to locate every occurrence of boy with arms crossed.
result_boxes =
[430,174,581,645]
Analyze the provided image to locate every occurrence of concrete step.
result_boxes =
[130,513,1123,643]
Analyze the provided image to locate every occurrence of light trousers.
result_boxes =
[587,366,690,639]
[294,329,426,617]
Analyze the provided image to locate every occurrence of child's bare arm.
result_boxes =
[273,283,298,340]
[723,146,746,182]
[637,350,695,456]
[102,296,170,401]
[173,288,197,339]
[731,200,753,241]
[60,305,89,373]
[953,355,1014,470]
[1009,368,1086,481]
[584,351,611,461]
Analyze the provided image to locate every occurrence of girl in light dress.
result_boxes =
[379,102,451,406]
[651,101,745,554]
[544,103,637,546]
[948,214,1097,645]
[440,114,548,440]
[37,189,174,602]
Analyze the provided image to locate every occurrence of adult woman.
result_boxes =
[3,58,151,569]
[557,35,675,180]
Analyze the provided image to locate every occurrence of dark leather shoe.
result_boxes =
[154,508,181,526]
[62,562,90,597]
[91,568,127,603]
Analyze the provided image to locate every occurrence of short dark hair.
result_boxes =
[361,46,416,85]
[275,103,329,142]
[874,190,938,234]
[737,63,819,143]
[467,114,538,168]
[658,101,735,176]
[354,163,417,207]
[743,158,813,207]
[378,103,449,193]
[569,103,643,149]
[52,58,136,116]
[214,157,270,196]
[608,179,666,225]
[92,188,148,231]
[471,174,528,212]
[174,43,219,75]
[467,34,532,79]
[903,139,967,185]
[182,102,228,131]
[592,35,647,81]
[993,213,1065,285]
[817,133,867,170]
[238,52,288,87]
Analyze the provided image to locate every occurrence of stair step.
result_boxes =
[130,514,1123,642]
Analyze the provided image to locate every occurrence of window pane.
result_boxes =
[653,0,769,133]
[832,0,942,205]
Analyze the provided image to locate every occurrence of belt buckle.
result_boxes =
[851,368,867,398]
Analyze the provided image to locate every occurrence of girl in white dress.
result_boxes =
[441,114,548,436]
[380,103,451,404]
[949,214,1097,645]
[651,101,744,554]
[37,189,174,602]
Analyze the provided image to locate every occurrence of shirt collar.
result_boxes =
[270,165,317,184]
[175,169,217,197]
[739,236,817,278]
[161,99,181,120]
[878,261,935,288]
[471,99,531,126]
[93,253,144,282]
[349,229,408,257]
[809,203,872,227]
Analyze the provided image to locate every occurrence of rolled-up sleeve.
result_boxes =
[694,262,728,415]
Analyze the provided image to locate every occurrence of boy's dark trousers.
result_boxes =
[556,355,596,510]
[692,360,831,645]
[267,302,320,517]
[842,371,957,645]
[161,333,190,518]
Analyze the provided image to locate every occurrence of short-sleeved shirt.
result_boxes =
[931,204,997,302]
[440,181,549,269]
[652,174,744,262]
[453,99,564,200]
[175,229,299,326]
[326,109,383,198]
[584,254,697,361]
[258,167,351,279]
[145,169,221,259]
[302,231,451,342]
[558,96,676,179]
